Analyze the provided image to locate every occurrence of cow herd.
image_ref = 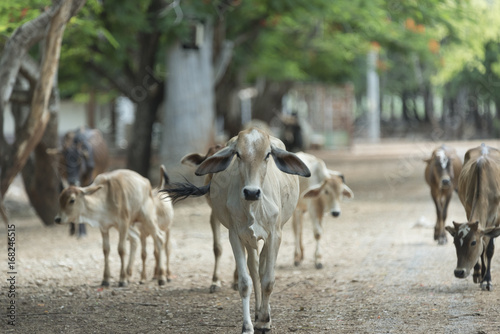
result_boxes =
[424,143,500,292]
[50,126,500,334]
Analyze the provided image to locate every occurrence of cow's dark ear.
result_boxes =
[471,221,479,231]
[195,147,236,176]
[445,224,457,237]
[270,146,311,177]
[181,153,206,166]
[484,226,500,239]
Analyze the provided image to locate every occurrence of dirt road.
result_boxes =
[2,140,500,333]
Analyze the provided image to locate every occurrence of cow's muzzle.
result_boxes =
[331,211,340,217]
[54,217,62,224]
[454,268,467,279]
[243,187,261,201]
[440,178,451,189]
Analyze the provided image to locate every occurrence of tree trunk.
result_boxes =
[252,80,293,124]
[160,22,215,170]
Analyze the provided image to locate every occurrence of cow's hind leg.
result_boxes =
[481,238,495,291]
[127,226,140,278]
[292,209,304,266]
[210,213,223,293]
[117,224,129,287]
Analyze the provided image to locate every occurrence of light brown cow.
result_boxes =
[54,169,166,287]
[293,152,353,269]
[163,128,310,334]
[127,165,174,283]
[424,145,462,245]
[445,144,500,291]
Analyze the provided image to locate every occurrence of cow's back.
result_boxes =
[458,146,500,226]
[94,169,154,221]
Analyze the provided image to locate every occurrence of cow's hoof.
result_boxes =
[437,236,447,245]
[481,281,493,291]
[209,284,221,293]
[101,281,110,287]
[473,274,481,284]
[158,279,166,286]
[294,260,301,267]
[315,263,323,270]
[118,281,128,288]
[242,323,254,334]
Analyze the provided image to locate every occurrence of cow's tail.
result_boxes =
[160,178,210,204]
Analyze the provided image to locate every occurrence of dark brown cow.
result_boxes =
[424,145,462,245]
[445,144,500,291]
[50,127,109,237]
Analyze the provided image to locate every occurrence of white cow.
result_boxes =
[55,169,166,287]
[293,152,354,269]
[164,128,310,334]
[127,165,174,283]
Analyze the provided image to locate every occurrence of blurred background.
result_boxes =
[2,0,500,225]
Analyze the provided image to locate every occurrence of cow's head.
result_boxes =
[425,148,455,189]
[302,172,353,217]
[54,185,102,225]
[445,221,500,278]
[194,127,310,201]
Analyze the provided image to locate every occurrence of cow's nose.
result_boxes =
[243,188,261,201]
[55,217,61,224]
[454,269,466,278]
[331,211,340,217]
[441,178,451,187]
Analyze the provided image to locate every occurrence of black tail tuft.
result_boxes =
[160,179,210,204]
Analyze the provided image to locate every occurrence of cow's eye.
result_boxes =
[236,152,241,159]
[324,189,329,195]
[471,240,477,246]
[265,152,271,160]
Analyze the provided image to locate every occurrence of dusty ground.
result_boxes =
[2,139,500,334]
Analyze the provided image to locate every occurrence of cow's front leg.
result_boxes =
[292,209,304,266]
[101,230,111,287]
[255,234,281,332]
[431,191,442,242]
[247,247,261,323]
[312,214,324,269]
[481,238,495,291]
[473,262,482,284]
[229,231,253,334]
[437,193,451,245]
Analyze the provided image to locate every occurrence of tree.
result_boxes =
[0,0,86,225]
